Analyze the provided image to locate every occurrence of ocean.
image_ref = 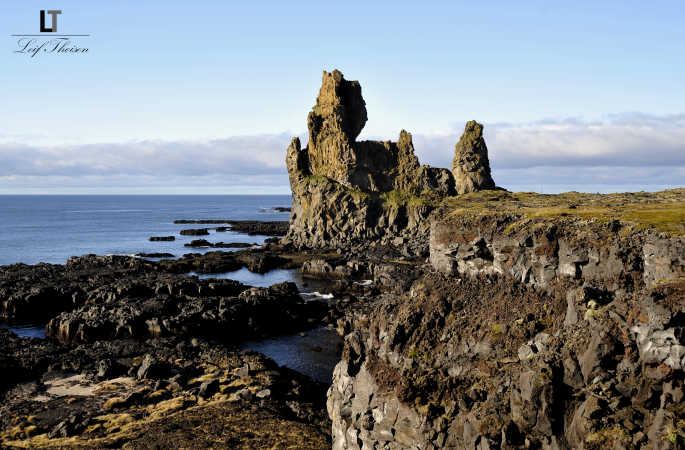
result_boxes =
[0,195,292,266]
[0,195,345,383]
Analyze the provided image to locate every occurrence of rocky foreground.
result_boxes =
[1,70,684,449]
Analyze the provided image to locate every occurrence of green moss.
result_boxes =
[447,189,685,236]
[348,187,370,202]
[378,189,443,208]
[585,427,630,449]
[665,430,679,445]
[380,190,416,208]
[304,174,329,185]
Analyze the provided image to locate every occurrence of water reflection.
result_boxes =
[240,327,343,384]
[1,323,46,339]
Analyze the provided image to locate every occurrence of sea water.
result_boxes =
[0,195,344,381]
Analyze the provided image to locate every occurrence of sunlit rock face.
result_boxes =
[284,69,464,253]
[451,120,496,194]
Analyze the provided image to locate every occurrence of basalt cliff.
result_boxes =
[285,71,685,449]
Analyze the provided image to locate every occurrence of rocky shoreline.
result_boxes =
[1,70,684,449]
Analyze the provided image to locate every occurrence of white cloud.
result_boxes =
[0,113,683,193]
[412,113,685,192]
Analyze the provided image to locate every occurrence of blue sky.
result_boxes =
[1,1,683,193]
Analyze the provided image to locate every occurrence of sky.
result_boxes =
[1,0,683,194]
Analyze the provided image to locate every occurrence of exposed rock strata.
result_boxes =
[327,212,685,449]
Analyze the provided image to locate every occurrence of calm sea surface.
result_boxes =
[0,195,292,266]
[0,195,345,382]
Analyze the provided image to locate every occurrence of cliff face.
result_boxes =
[285,71,685,449]
[284,70,490,252]
[327,190,685,449]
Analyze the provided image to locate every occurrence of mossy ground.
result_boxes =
[304,173,684,234]
[444,188,685,235]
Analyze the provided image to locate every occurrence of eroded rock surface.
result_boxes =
[284,70,470,253]
[451,120,496,194]
[328,208,685,449]
[0,331,331,448]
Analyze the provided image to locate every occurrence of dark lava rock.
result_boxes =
[180,228,210,236]
[44,276,328,345]
[235,252,288,274]
[215,242,256,248]
[174,220,232,224]
[226,221,289,236]
[0,254,158,322]
[136,253,174,258]
[184,240,256,249]
[185,239,213,247]
[149,236,175,241]
[173,220,288,236]
[137,354,168,380]
[198,378,219,398]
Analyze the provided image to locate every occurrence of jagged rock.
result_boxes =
[328,217,685,449]
[451,120,496,194]
[306,69,367,186]
[137,354,164,379]
[285,70,456,251]
[198,378,219,398]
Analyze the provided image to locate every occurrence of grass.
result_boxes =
[303,174,329,186]
[445,188,685,235]
[301,174,685,235]
[379,189,443,208]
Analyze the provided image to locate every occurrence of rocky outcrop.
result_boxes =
[149,236,174,241]
[173,221,288,236]
[327,211,685,449]
[430,211,684,292]
[0,250,304,323]
[179,228,209,236]
[284,70,465,253]
[451,120,496,194]
[0,331,332,448]
[184,240,256,248]
[45,280,328,345]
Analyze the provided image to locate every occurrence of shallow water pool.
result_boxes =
[240,326,343,384]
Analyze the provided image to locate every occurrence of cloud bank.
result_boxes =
[1,113,683,194]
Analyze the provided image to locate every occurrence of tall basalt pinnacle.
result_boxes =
[285,69,459,249]
[451,120,496,194]
[307,70,367,186]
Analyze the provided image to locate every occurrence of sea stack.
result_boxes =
[305,69,367,186]
[285,69,456,251]
[451,120,496,194]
